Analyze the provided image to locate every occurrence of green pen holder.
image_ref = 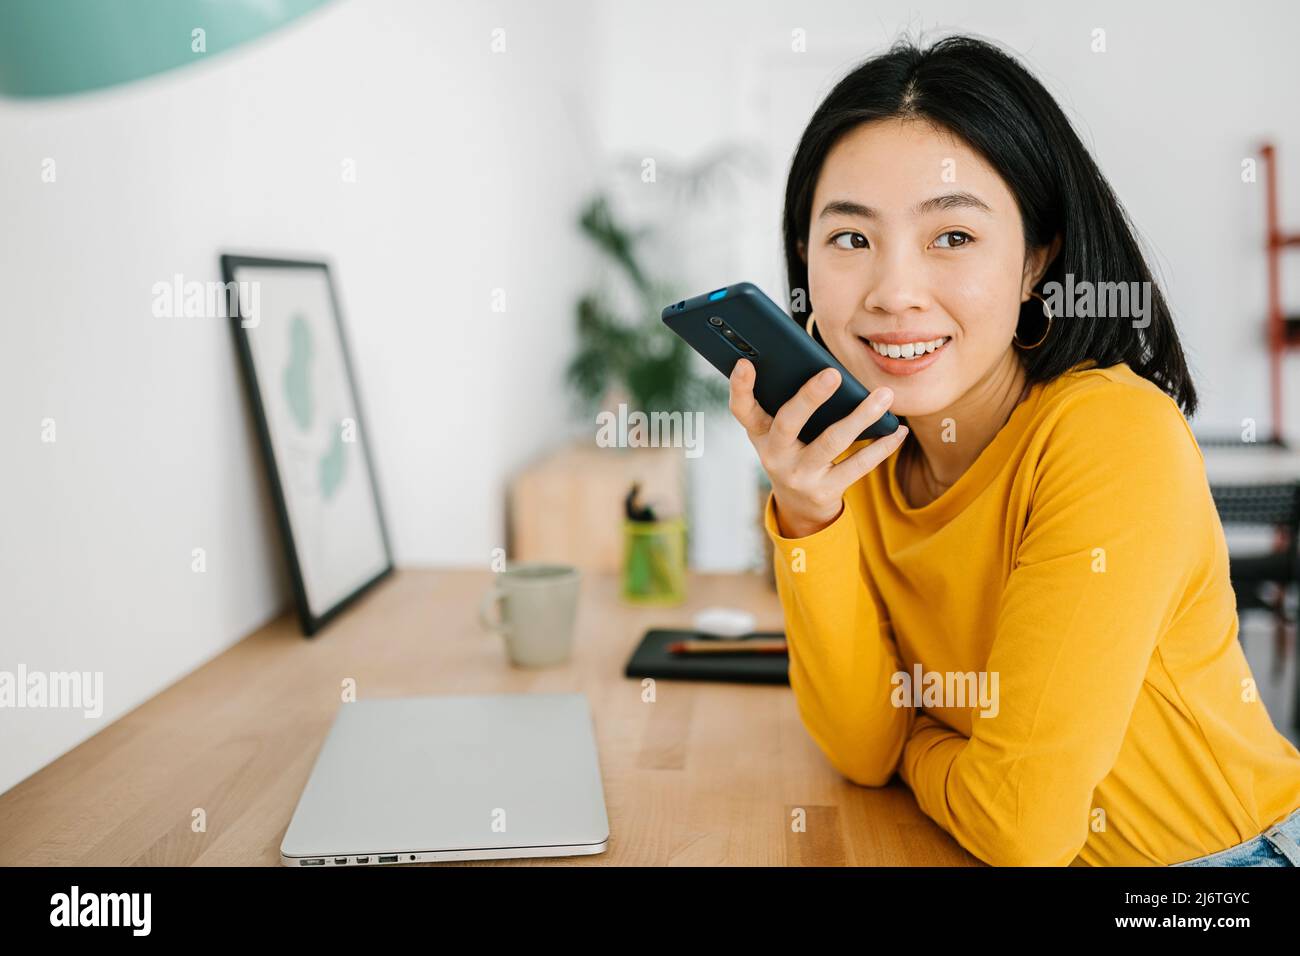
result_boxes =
[621,516,687,605]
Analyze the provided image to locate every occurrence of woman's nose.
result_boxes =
[862,249,931,315]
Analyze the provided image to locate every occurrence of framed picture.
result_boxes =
[222,254,394,636]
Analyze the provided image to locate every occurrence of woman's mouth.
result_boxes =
[860,334,951,376]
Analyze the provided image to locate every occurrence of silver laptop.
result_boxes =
[281,693,610,866]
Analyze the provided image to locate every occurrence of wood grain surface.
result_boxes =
[0,569,980,867]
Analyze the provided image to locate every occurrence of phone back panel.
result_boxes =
[662,281,900,445]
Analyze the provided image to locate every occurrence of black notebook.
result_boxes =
[624,629,789,685]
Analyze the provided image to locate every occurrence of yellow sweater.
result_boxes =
[764,360,1300,866]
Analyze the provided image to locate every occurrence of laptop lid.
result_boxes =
[281,693,609,864]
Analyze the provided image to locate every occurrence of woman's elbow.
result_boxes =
[837,757,900,788]
[970,825,1085,867]
[818,732,904,787]
[791,686,908,787]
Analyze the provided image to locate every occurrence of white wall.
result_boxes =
[0,0,600,796]
[3,0,1299,795]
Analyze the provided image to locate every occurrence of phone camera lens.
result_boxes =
[708,316,723,327]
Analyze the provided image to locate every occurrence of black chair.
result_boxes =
[1208,481,1300,728]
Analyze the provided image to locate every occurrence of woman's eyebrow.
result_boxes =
[817,191,993,220]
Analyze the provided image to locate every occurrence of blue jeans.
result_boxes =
[1171,806,1300,866]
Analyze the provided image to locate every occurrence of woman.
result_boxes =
[730,33,1300,866]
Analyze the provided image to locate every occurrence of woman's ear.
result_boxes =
[796,237,808,264]
[1022,233,1063,297]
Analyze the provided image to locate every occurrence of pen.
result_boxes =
[667,638,787,655]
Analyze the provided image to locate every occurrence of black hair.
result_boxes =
[782,31,1197,417]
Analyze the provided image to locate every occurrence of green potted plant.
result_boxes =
[565,194,729,605]
[565,194,728,419]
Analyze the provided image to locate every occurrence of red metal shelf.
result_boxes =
[1262,144,1299,443]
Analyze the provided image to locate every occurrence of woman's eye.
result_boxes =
[829,232,868,250]
[934,230,974,249]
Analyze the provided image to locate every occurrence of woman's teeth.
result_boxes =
[865,336,950,360]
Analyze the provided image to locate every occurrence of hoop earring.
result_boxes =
[805,311,817,337]
[1014,292,1054,350]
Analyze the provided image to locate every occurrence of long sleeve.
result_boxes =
[897,385,1209,866]
[764,488,914,787]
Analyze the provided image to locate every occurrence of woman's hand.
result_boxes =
[729,358,909,538]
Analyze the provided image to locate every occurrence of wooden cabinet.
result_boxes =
[508,441,687,572]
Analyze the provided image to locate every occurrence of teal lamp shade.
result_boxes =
[0,0,335,98]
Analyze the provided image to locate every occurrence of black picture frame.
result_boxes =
[222,254,394,637]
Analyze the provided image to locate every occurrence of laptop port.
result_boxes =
[302,858,325,866]
[334,858,348,865]
[378,854,399,863]
[356,857,370,864]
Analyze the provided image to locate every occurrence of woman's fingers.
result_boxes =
[806,386,896,464]
[826,422,909,492]
[768,366,841,447]
[730,359,906,509]
[728,359,773,438]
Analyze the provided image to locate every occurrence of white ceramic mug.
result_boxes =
[478,563,580,667]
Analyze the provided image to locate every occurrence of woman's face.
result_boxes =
[805,117,1050,415]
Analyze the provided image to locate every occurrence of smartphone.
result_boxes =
[662,281,900,445]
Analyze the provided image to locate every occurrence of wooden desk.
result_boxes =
[0,569,979,866]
